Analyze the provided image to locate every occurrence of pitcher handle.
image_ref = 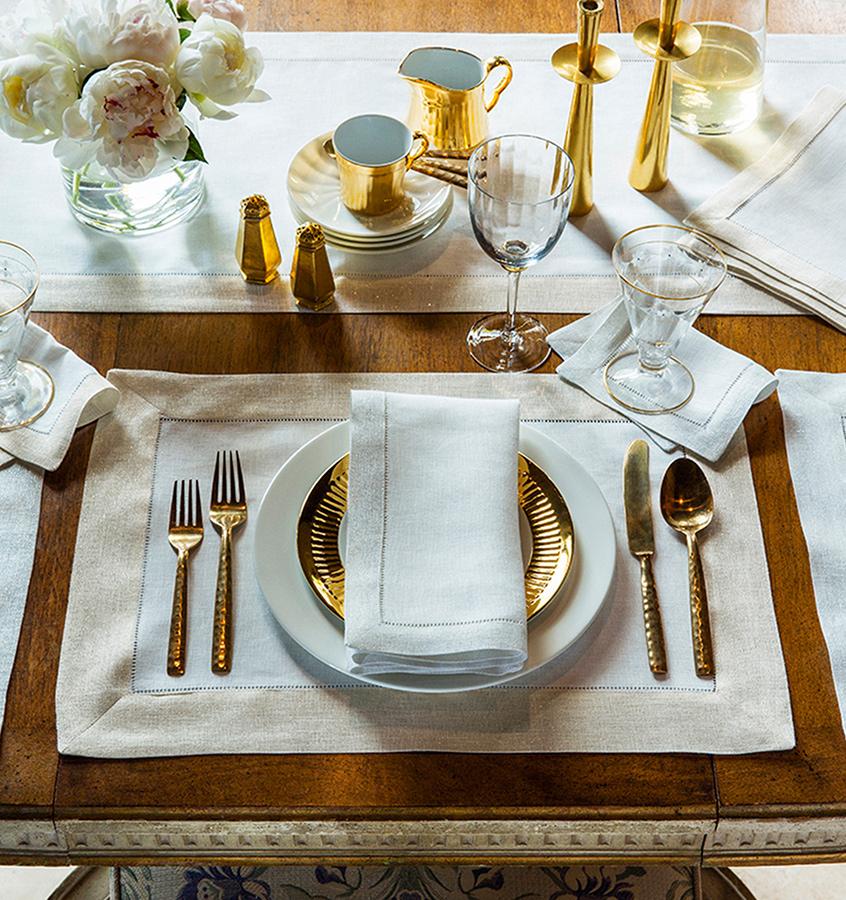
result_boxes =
[483,56,513,113]
[405,131,430,170]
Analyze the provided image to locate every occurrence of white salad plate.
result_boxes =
[254,421,617,694]
[287,131,453,242]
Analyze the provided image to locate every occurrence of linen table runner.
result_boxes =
[56,371,793,758]
[778,370,846,737]
[8,33,844,316]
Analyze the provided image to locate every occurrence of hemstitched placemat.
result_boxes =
[56,371,793,758]
[7,32,844,315]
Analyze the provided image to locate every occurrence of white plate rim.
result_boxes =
[254,421,617,694]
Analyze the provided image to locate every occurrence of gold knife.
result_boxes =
[624,439,668,675]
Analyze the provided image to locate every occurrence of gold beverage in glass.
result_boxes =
[671,0,766,135]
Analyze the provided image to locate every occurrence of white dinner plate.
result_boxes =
[254,422,616,693]
[287,131,453,241]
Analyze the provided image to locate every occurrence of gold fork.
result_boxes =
[167,479,203,677]
[209,450,247,675]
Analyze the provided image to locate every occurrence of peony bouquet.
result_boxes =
[0,0,268,182]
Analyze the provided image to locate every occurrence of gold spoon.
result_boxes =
[660,458,715,678]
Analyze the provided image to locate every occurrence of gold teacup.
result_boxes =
[332,114,429,216]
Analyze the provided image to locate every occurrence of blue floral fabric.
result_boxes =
[114,864,698,900]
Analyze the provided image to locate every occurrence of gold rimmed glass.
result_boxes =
[604,224,726,415]
[0,242,53,431]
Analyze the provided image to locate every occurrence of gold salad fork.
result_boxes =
[167,479,203,677]
[209,450,247,675]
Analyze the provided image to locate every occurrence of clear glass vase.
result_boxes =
[61,159,206,235]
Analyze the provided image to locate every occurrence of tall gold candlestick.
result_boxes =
[552,0,620,217]
[628,0,701,192]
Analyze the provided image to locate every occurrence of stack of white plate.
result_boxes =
[287,132,454,254]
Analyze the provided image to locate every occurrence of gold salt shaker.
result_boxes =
[290,223,336,311]
[236,194,282,284]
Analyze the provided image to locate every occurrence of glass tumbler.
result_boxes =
[0,242,53,431]
[466,134,574,373]
[671,0,766,135]
[604,225,726,415]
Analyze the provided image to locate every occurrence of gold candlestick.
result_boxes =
[236,195,282,284]
[628,0,701,192]
[552,0,620,217]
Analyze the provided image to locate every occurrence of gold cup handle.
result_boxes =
[483,56,513,113]
[405,131,430,170]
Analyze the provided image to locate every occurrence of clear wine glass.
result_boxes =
[604,224,727,414]
[466,134,574,373]
[0,242,53,431]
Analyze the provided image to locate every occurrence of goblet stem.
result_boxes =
[505,268,522,333]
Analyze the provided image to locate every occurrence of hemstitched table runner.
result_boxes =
[6,33,843,316]
[56,371,794,758]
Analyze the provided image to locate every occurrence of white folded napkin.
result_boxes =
[686,86,846,331]
[0,323,119,470]
[777,370,846,735]
[547,300,777,462]
[344,390,527,677]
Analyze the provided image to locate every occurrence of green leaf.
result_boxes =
[184,128,208,164]
[176,1,196,20]
[164,0,176,13]
[176,91,187,110]
[179,27,191,42]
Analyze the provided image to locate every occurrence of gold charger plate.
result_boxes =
[297,453,575,621]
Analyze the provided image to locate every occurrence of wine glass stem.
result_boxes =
[506,268,522,333]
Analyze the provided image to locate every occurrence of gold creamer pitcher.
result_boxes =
[399,47,513,152]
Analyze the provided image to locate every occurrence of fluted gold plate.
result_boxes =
[297,453,574,622]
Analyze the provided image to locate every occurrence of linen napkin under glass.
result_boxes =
[0,323,119,470]
[685,86,846,332]
[548,300,777,462]
[343,390,528,677]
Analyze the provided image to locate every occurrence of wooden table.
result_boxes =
[2,0,846,869]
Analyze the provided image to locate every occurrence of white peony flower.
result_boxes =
[62,0,180,71]
[175,14,267,119]
[186,0,247,30]
[0,43,79,143]
[55,60,189,181]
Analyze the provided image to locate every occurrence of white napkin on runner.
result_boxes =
[344,390,527,677]
[686,86,846,331]
[547,300,776,462]
[0,323,119,470]
[777,370,846,736]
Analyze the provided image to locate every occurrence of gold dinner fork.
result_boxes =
[209,450,247,675]
[167,479,203,677]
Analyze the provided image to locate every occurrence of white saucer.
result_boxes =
[291,193,452,253]
[254,422,617,694]
[287,131,453,241]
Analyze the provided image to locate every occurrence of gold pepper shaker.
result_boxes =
[290,223,336,311]
[552,0,620,217]
[629,0,701,192]
[236,194,282,284]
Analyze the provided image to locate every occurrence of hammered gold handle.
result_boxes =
[167,549,189,677]
[405,130,430,171]
[483,56,513,112]
[687,532,714,678]
[639,555,667,675]
[212,526,232,674]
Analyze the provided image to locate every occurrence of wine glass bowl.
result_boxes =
[604,224,727,414]
[466,135,574,373]
[0,242,53,431]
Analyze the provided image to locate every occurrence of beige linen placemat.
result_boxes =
[56,371,793,758]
